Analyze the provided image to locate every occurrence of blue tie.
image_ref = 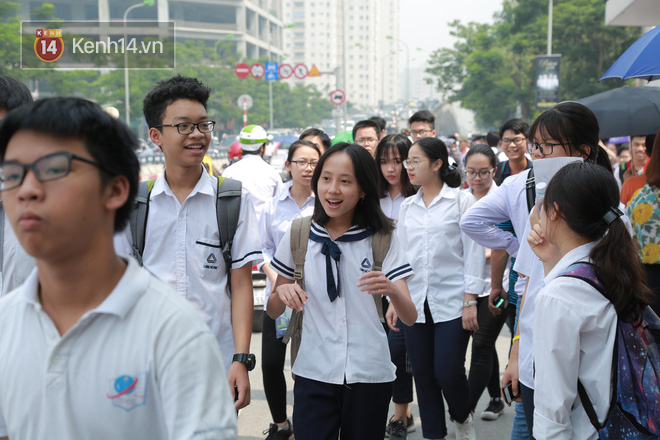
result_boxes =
[320,240,342,302]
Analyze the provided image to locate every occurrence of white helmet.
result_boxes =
[239,125,268,151]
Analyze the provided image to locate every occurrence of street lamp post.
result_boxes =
[123,0,154,126]
[386,35,410,105]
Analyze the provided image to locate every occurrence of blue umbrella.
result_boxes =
[601,26,660,82]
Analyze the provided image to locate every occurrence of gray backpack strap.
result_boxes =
[372,230,393,323]
[215,176,242,299]
[129,180,154,266]
[282,216,312,372]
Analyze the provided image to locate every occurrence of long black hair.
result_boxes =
[529,102,599,164]
[414,137,462,188]
[543,162,651,323]
[375,134,416,198]
[311,143,393,234]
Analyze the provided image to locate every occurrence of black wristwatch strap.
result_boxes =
[232,353,256,371]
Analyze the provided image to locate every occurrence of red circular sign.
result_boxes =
[34,37,64,62]
[294,64,309,79]
[235,62,250,79]
[330,89,346,105]
[279,64,293,79]
[250,63,265,79]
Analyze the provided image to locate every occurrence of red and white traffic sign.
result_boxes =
[279,63,293,79]
[330,89,346,105]
[250,63,265,79]
[294,64,309,79]
[235,62,250,79]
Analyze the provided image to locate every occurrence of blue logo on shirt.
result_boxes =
[360,258,372,273]
[107,372,148,411]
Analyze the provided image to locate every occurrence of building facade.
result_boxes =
[282,0,400,110]
[20,0,285,60]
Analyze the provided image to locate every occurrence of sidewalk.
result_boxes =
[237,322,515,439]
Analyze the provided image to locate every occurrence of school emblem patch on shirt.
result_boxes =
[107,372,148,411]
[360,258,372,273]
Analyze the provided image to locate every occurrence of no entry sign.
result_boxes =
[235,63,249,79]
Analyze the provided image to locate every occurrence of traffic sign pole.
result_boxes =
[243,96,247,127]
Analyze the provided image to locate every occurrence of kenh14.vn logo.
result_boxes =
[34,28,63,62]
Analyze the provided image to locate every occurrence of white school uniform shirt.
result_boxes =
[270,222,414,384]
[533,242,615,440]
[0,204,35,296]
[514,203,631,390]
[260,181,315,301]
[222,154,284,221]
[467,183,500,297]
[0,258,237,439]
[379,191,406,221]
[398,184,486,323]
[460,169,532,299]
[114,170,263,371]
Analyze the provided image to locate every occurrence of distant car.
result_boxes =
[269,148,290,182]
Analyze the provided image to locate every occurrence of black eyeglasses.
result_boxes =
[0,152,110,192]
[155,121,216,135]
[526,141,570,156]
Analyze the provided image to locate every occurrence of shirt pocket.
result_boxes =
[195,238,222,280]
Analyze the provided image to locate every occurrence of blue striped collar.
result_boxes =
[310,221,373,243]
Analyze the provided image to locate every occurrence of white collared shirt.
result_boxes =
[0,204,35,296]
[270,222,414,385]
[222,154,284,221]
[380,191,406,221]
[0,258,237,439]
[514,203,631,390]
[533,242,615,440]
[114,170,263,371]
[260,182,315,300]
[398,185,486,323]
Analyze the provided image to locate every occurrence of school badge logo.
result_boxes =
[34,28,64,62]
[107,372,148,411]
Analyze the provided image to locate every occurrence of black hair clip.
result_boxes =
[602,206,624,226]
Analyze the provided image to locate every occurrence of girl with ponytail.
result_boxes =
[397,137,485,440]
[527,161,651,438]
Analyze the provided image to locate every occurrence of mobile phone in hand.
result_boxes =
[493,296,505,309]
[502,381,520,404]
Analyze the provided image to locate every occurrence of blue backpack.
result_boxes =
[559,262,660,439]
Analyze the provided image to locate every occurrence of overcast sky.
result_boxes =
[399,0,503,68]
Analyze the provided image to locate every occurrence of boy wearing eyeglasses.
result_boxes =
[114,75,263,410]
[408,110,437,142]
[0,97,237,439]
[352,119,381,158]
[0,75,36,296]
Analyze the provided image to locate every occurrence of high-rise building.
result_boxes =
[282,0,400,110]
[20,0,285,60]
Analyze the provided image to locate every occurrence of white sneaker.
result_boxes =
[454,414,476,440]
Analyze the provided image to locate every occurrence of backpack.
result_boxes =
[559,262,660,439]
[129,176,242,298]
[281,216,392,370]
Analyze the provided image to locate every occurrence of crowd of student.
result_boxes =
[0,73,656,440]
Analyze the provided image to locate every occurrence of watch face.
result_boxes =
[246,354,256,371]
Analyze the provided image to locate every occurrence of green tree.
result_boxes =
[425,0,640,129]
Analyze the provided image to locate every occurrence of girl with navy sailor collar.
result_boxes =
[267,142,417,440]
[259,140,320,438]
[397,137,486,440]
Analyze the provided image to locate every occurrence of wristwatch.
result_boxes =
[232,353,256,371]
[463,300,478,307]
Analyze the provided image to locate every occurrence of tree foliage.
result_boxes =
[425,0,641,129]
[0,1,332,133]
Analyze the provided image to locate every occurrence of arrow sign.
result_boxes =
[330,89,346,105]
[279,63,293,79]
[294,64,309,79]
[250,63,265,79]
[235,62,250,79]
